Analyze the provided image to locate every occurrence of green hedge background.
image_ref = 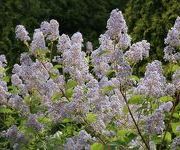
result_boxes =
[0,0,179,67]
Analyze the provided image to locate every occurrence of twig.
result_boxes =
[119,87,150,150]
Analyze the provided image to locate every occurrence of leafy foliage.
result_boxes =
[0,5,180,150]
[0,0,128,68]
[125,0,180,60]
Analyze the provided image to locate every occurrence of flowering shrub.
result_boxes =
[0,9,180,150]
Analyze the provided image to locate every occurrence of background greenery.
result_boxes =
[124,0,180,75]
[125,0,180,61]
[0,0,180,67]
[0,0,128,67]
[0,1,180,149]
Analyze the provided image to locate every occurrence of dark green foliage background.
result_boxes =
[0,1,180,149]
[125,0,180,61]
[0,0,128,67]
[0,0,180,69]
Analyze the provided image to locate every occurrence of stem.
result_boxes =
[119,88,150,150]
[82,116,106,144]
[40,62,70,102]
[24,41,30,50]
[59,88,70,102]
[159,92,179,150]
[50,42,53,62]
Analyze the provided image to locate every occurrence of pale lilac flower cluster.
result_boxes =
[3,125,27,149]
[0,55,7,67]
[172,69,180,91]
[165,83,176,96]
[163,46,180,62]
[0,55,9,104]
[146,109,165,134]
[91,10,134,86]
[40,19,59,41]
[8,94,29,114]
[11,53,65,111]
[15,19,59,53]
[91,35,113,78]
[171,137,180,150]
[0,81,9,104]
[64,130,96,150]
[0,55,7,78]
[71,84,90,115]
[57,32,90,84]
[30,29,47,52]
[91,33,132,83]
[106,9,131,49]
[86,41,93,54]
[116,62,132,86]
[165,17,180,47]
[146,101,173,134]
[57,34,71,53]
[164,17,180,62]
[42,28,125,129]
[136,60,167,98]
[88,79,125,133]
[3,8,180,149]
[159,101,173,112]
[48,75,125,134]
[26,114,43,131]
[15,25,30,42]
[124,40,150,64]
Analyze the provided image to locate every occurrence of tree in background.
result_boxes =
[125,0,180,61]
[0,0,128,67]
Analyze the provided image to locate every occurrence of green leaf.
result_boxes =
[171,122,180,135]
[106,69,116,77]
[51,92,62,102]
[24,94,31,105]
[165,64,180,75]
[53,131,63,138]
[151,103,158,110]
[129,75,140,82]
[2,76,10,82]
[38,116,51,125]
[91,143,104,150]
[164,132,171,143]
[62,118,73,123]
[172,64,180,72]
[86,113,97,123]
[117,129,129,137]
[4,115,16,127]
[173,113,180,119]
[65,88,74,98]
[0,106,14,114]
[101,85,114,94]
[128,95,144,104]
[0,66,5,73]
[53,64,62,69]
[85,56,90,64]
[151,135,162,144]
[50,72,59,79]
[117,129,136,143]
[66,79,77,89]
[123,105,129,114]
[98,49,111,56]
[159,96,174,102]
[8,85,20,94]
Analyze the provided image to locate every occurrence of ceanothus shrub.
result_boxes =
[0,9,179,150]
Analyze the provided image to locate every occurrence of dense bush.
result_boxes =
[0,0,128,67]
[0,8,180,150]
[125,0,180,60]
